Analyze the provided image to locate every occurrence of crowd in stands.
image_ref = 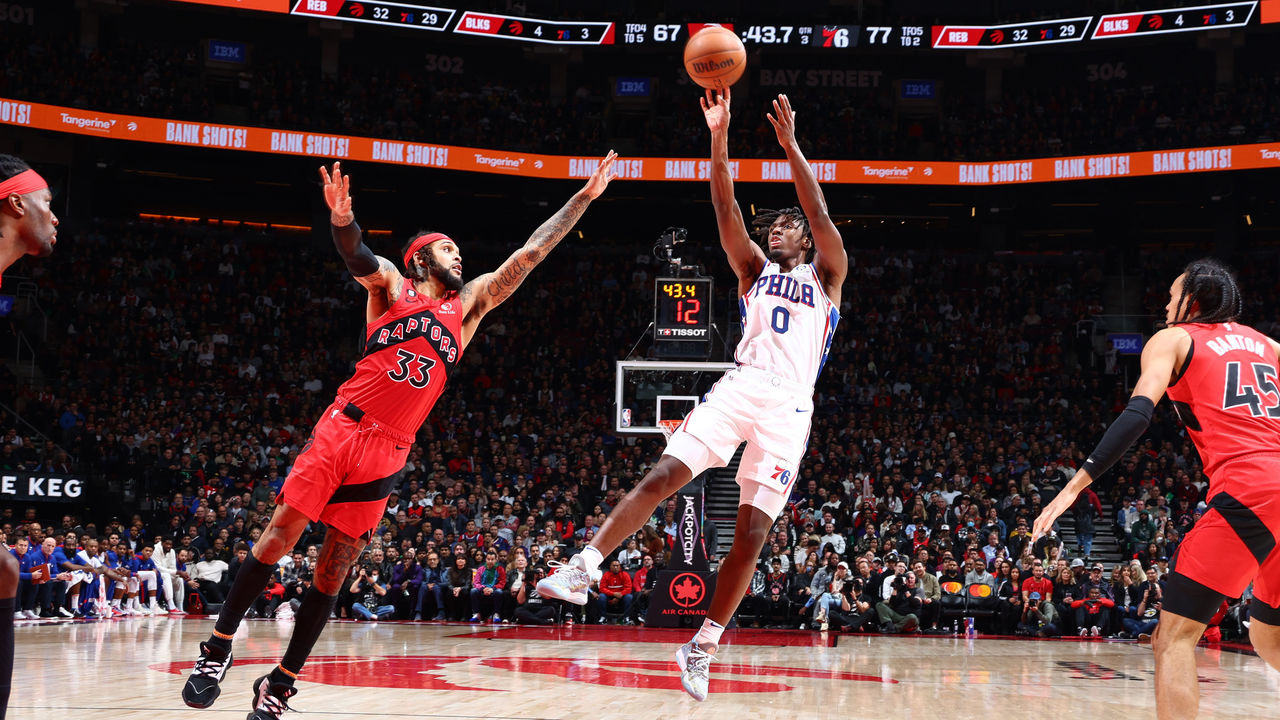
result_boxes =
[4,18,1279,162]
[0,216,1265,643]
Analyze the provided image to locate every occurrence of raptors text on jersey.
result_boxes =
[1166,322,1280,477]
[735,263,839,387]
[335,278,463,437]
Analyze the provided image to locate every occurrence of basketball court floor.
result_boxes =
[7,616,1276,719]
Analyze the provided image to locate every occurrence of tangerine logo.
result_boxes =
[151,654,896,693]
[669,572,705,607]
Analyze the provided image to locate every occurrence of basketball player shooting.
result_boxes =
[0,152,57,720]
[183,151,617,719]
[1032,260,1280,720]
[538,90,846,701]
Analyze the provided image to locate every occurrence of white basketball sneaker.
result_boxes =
[674,641,714,702]
[537,557,598,605]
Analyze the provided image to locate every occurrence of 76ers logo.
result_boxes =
[771,465,793,487]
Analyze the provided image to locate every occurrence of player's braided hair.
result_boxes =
[1170,257,1242,325]
[0,153,32,182]
[401,230,438,282]
[752,206,814,262]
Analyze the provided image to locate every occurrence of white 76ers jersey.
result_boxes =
[736,263,839,386]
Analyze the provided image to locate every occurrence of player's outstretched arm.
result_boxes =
[1032,327,1186,540]
[459,151,618,337]
[320,162,402,296]
[767,93,847,294]
[702,88,765,287]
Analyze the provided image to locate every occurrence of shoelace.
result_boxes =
[545,561,589,590]
[257,686,296,717]
[685,644,714,683]
[193,655,227,678]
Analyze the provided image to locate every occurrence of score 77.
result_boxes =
[864,26,891,44]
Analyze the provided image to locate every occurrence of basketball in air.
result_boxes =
[683,25,747,90]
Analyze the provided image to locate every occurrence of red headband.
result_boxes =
[403,232,451,269]
[0,169,48,198]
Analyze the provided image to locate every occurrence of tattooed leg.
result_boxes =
[273,528,366,681]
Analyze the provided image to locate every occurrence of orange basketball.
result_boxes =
[683,26,747,90]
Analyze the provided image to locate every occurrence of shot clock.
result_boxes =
[655,278,712,342]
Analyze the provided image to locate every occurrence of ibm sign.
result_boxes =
[1109,333,1145,355]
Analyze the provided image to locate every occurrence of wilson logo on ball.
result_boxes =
[691,58,737,73]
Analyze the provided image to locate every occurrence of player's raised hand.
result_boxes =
[319,161,354,225]
[766,93,798,148]
[1031,487,1077,542]
[700,87,731,133]
[582,150,618,199]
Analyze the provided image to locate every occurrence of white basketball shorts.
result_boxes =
[663,365,812,519]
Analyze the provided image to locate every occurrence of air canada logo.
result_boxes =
[669,572,706,607]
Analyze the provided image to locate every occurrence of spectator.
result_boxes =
[1021,560,1057,637]
[415,552,447,621]
[911,560,942,633]
[470,550,506,623]
[877,569,922,633]
[629,554,658,625]
[1112,564,1143,639]
[190,548,229,605]
[996,564,1024,635]
[390,550,423,619]
[349,563,394,621]
[1127,565,1165,640]
[1071,585,1116,637]
[513,565,557,625]
[597,559,633,624]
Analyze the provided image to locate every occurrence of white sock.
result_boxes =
[578,546,604,575]
[111,599,121,608]
[693,618,725,649]
[70,593,79,610]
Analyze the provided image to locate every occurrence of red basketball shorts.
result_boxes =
[276,398,411,540]
[1168,452,1280,620]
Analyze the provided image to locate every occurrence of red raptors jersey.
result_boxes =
[1166,322,1280,478]
[335,278,463,437]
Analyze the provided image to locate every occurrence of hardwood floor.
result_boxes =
[6,615,1276,719]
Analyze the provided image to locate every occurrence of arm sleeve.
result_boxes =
[331,221,380,277]
[1081,396,1155,479]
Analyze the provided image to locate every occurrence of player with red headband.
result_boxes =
[183,151,617,719]
[0,153,57,283]
[0,153,56,720]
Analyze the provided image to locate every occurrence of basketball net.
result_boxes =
[658,418,683,440]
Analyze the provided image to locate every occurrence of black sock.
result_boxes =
[279,586,339,679]
[0,596,13,720]
[213,553,278,638]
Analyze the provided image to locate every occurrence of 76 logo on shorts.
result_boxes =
[387,348,436,389]
[771,465,794,487]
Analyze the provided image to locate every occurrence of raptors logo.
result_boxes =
[153,653,897,693]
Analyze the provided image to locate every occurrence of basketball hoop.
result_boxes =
[658,418,683,440]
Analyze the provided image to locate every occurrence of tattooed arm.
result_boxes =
[459,150,618,348]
